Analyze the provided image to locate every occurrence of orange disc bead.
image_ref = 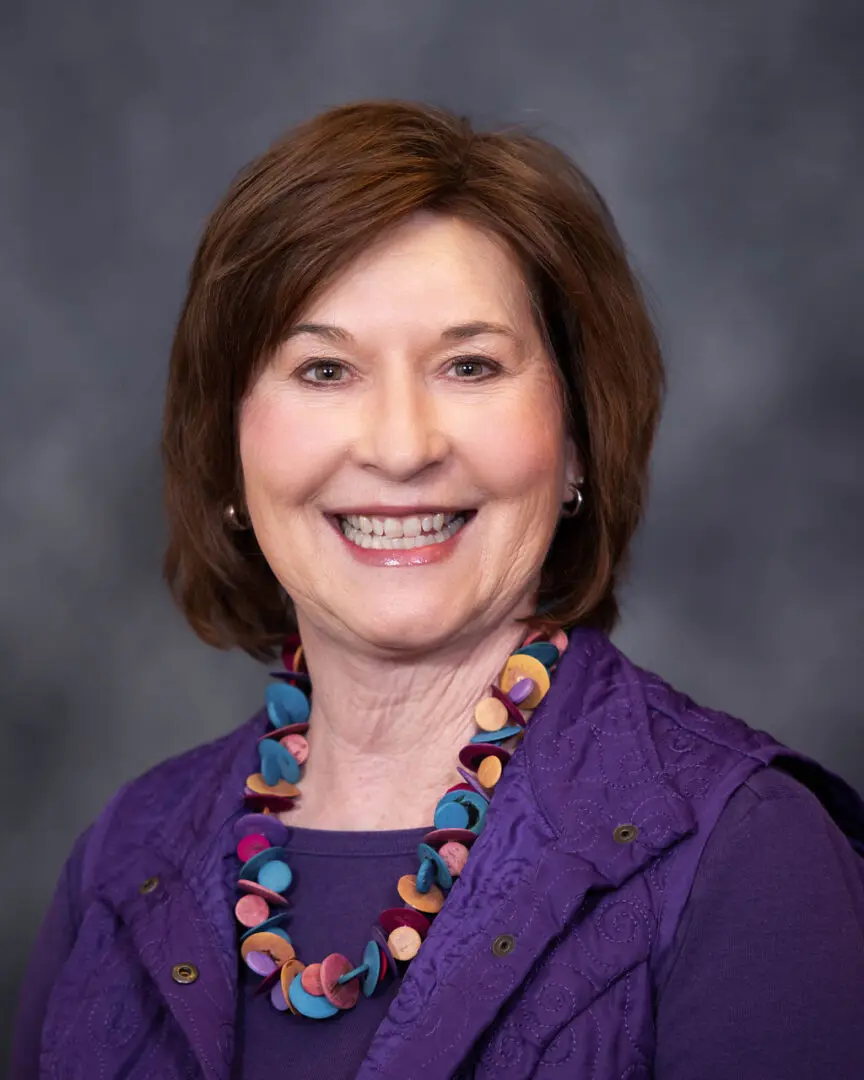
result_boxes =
[499,654,550,709]
[280,958,305,1013]
[246,773,301,798]
[240,931,295,966]
[474,697,509,732]
[477,755,503,789]
[397,874,444,914]
[388,925,422,961]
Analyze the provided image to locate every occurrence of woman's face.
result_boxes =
[239,211,580,654]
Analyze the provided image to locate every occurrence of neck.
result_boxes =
[279,614,530,831]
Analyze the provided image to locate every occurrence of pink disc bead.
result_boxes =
[237,833,270,863]
[438,841,469,876]
[280,733,309,764]
[301,962,324,995]
[234,893,270,928]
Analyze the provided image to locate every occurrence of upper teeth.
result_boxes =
[340,512,459,538]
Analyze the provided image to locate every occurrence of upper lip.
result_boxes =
[327,506,473,517]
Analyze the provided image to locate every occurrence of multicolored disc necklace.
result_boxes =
[232,625,567,1019]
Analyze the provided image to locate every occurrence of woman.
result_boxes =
[11,100,864,1080]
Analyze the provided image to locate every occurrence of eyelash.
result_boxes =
[296,355,500,386]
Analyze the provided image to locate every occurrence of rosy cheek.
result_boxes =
[465,401,562,494]
[241,390,341,506]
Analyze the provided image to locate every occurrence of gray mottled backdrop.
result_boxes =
[2,0,862,1064]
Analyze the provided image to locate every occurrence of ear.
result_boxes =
[563,437,583,494]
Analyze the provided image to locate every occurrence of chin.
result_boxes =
[338,599,471,656]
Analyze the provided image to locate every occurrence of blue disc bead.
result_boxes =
[266,682,311,729]
[434,801,469,830]
[361,939,382,997]
[512,642,559,668]
[259,738,301,785]
[415,857,436,893]
[417,842,453,889]
[470,725,522,744]
[257,859,293,894]
[288,974,340,1019]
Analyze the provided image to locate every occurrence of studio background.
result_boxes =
[2,0,862,1066]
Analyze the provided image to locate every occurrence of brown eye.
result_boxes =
[299,360,346,383]
[451,356,497,379]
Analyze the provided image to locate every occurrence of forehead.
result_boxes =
[295,212,536,335]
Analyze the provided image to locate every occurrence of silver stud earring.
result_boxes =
[224,503,250,530]
[561,480,584,519]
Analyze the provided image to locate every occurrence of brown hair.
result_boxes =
[162,100,664,662]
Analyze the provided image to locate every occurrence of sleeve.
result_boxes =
[8,826,93,1080]
[654,764,864,1080]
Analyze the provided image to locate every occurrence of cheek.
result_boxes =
[464,392,565,499]
[238,390,334,502]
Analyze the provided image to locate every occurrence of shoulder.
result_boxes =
[697,762,864,893]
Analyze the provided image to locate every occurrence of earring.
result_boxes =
[224,503,250,530]
[561,481,584,519]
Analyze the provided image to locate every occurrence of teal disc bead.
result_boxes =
[259,739,300,785]
[288,973,340,1019]
[512,642,559,668]
[239,912,291,943]
[435,790,488,834]
[417,842,453,890]
[434,800,469,829]
[266,682,311,729]
[361,939,382,997]
[470,725,522,744]
[257,859,292,894]
[415,857,435,894]
[337,964,368,985]
[239,845,289,883]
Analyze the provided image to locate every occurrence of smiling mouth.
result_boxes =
[331,510,476,550]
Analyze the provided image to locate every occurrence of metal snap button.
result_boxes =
[139,876,160,895]
[491,933,516,957]
[171,963,199,985]
[613,823,639,844]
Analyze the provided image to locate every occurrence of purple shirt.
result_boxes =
[9,628,864,1078]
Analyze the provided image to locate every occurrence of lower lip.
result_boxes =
[327,515,473,566]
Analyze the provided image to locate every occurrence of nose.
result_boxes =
[353,365,449,480]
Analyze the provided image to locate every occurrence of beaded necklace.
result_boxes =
[232,625,567,1019]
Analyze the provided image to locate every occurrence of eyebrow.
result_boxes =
[284,320,518,344]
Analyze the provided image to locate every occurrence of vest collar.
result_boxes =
[355,627,698,1078]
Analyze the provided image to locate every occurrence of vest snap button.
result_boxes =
[613,823,639,844]
[171,963,199,985]
[491,933,516,957]
[139,876,160,895]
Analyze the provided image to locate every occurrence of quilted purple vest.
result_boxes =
[39,628,864,1079]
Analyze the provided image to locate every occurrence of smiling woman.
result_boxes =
[237,212,581,644]
[11,100,864,1080]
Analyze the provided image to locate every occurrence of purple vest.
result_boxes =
[33,629,864,1078]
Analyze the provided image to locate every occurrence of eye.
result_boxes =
[449,355,499,379]
[297,359,348,384]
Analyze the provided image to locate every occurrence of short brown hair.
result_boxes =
[162,100,664,661]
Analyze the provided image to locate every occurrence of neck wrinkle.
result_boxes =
[282,614,530,830]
